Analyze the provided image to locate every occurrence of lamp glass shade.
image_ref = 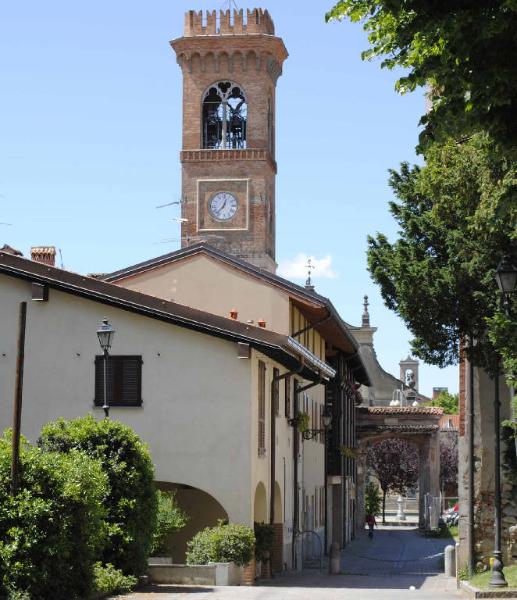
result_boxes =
[322,407,332,428]
[97,318,115,351]
[495,256,517,294]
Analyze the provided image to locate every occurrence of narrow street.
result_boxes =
[124,526,461,600]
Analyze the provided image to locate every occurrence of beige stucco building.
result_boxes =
[0,250,343,567]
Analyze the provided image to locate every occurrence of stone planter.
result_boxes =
[208,562,243,586]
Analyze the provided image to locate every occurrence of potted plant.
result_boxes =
[149,490,188,564]
[186,521,255,585]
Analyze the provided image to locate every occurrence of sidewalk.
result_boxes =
[123,525,460,599]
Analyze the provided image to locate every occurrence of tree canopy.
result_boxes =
[367,438,419,522]
[425,391,459,415]
[326,0,517,154]
[366,134,516,381]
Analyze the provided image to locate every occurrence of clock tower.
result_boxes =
[171,9,288,273]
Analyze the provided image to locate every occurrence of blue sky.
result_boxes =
[0,1,458,396]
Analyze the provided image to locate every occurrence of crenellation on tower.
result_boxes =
[183,8,274,37]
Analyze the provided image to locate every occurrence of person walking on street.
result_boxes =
[366,513,376,538]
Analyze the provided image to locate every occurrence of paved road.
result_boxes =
[123,526,461,600]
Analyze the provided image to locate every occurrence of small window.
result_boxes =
[202,81,247,149]
[95,355,142,407]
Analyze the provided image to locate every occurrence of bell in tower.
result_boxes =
[171,8,288,273]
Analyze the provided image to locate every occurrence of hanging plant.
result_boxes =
[294,411,310,433]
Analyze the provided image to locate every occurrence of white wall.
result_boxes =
[0,274,252,525]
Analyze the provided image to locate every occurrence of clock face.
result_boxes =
[209,192,238,221]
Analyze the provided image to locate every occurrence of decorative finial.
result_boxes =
[362,294,370,327]
[305,258,315,291]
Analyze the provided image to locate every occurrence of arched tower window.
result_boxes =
[202,81,247,150]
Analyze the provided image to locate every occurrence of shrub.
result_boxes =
[91,563,137,599]
[151,490,188,556]
[39,415,157,576]
[186,522,255,567]
[254,522,274,562]
[365,482,381,516]
[0,433,107,600]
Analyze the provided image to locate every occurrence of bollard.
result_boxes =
[329,542,340,575]
[444,544,456,577]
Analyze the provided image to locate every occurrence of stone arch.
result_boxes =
[204,52,216,73]
[254,481,268,523]
[232,50,244,72]
[156,481,229,562]
[245,50,258,71]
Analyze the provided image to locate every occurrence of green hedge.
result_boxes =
[0,434,107,599]
[39,415,157,576]
[186,522,255,567]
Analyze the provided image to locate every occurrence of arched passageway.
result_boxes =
[254,481,268,523]
[156,482,229,563]
[355,407,442,531]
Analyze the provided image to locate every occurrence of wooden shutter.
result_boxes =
[258,361,266,454]
[95,356,142,407]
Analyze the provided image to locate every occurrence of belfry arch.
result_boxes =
[355,407,442,530]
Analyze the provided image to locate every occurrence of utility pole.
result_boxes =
[11,301,27,495]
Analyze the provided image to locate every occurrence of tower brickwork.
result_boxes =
[171,9,288,272]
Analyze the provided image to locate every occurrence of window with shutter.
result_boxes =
[258,361,266,455]
[94,355,142,407]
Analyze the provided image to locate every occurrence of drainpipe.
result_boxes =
[468,334,475,577]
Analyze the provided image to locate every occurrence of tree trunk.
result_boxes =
[382,488,387,525]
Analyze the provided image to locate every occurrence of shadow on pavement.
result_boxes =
[136,585,214,593]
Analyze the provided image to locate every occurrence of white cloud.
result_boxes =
[277,253,338,281]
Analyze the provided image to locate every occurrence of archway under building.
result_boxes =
[254,481,268,523]
[157,481,229,563]
[355,407,442,531]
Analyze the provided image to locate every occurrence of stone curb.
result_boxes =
[460,581,517,598]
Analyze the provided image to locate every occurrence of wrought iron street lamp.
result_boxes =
[489,255,516,589]
[302,405,332,441]
[495,255,517,309]
[97,318,115,419]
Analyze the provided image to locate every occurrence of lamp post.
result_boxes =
[97,318,115,419]
[489,255,516,589]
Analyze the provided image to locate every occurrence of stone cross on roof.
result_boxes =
[305,257,315,292]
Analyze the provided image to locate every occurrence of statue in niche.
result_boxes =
[405,368,416,389]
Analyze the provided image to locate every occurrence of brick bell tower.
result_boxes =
[171,9,288,273]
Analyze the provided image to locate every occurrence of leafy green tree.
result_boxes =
[326,0,517,153]
[364,481,381,517]
[39,416,157,576]
[367,439,419,523]
[151,491,188,557]
[366,134,516,385]
[0,433,107,599]
[424,391,459,415]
